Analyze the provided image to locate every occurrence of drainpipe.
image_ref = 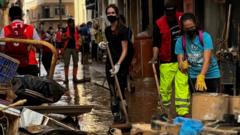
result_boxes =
[59,0,62,26]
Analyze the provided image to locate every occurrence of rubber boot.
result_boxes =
[64,67,69,83]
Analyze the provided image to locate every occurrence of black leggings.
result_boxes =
[189,78,220,93]
[105,61,128,100]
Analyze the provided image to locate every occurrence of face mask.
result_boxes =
[107,15,118,23]
[186,28,197,39]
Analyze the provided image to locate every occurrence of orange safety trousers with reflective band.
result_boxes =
[4,21,38,67]
[159,62,190,116]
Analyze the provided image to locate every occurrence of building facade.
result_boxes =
[23,0,75,30]
[0,0,21,28]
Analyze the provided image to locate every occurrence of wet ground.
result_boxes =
[41,55,159,134]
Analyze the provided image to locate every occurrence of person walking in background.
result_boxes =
[90,23,98,62]
[41,26,55,75]
[79,22,91,64]
[0,6,40,76]
[94,23,104,61]
[175,13,221,93]
[39,27,53,75]
[103,4,131,122]
[55,25,63,58]
[62,18,81,83]
[150,2,190,117]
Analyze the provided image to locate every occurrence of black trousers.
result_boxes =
[91,40,98,61]
[17,65,39,76]
[42,52,53,75]
[105,60,128,114]
[189,77,220,93]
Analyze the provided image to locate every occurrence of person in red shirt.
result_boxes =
[0,6,40,76]
[40,26,54,76]
[62,18,81,83]
[150,2,190,117]
[55,25,63,58]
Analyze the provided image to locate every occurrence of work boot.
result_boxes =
[113,111,125,123]
[151,113,168,130]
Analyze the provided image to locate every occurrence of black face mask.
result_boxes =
[186,28,197,39]
[107,15,118,23]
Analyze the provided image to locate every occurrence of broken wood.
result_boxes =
[224,4,232,50]
[15,105,93,116]
[203,126,238,134]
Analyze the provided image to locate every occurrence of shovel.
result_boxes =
[151,63,168,121]
[98,42,132,132]
[105,42,129,123]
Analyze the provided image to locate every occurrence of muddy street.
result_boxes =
[44,55,158,134]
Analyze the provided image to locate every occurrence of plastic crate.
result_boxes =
[0,53,20,83]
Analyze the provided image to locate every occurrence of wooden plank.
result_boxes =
[15,105,93,116]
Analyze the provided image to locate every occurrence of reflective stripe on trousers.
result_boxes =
[159,62,190,116]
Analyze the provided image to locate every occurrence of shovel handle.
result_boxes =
[152,63,160,94]
[152,63,168,115]
[106,43,129,123]
[0,99,27,111]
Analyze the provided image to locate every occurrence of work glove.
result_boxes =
[98,41,108,50]
[110,64,120,77]
[195,74,207,91]
[148,57,158,64]
[179,60,189,72]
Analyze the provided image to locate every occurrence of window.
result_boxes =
[55,6,65,16]
[42,6,50,18]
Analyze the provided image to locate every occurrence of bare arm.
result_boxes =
[117,40,128,65]
[200,50,211,75]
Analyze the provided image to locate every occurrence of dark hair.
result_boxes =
[105,4,123,35]
[67,18,75,36]
[105,4,119,15]
[180,13,200,34]
[9,6,22,21]
[164,1,176,12]
[180,13,197,26]
[67,18,74,24]
[119,14,126,24]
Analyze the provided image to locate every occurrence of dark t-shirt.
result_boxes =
[67,37,75,49]
[105,24,129,64]
[153,18,181,62]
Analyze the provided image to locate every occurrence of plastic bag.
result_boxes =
[11,75,66,105]
[173,117,203,135]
